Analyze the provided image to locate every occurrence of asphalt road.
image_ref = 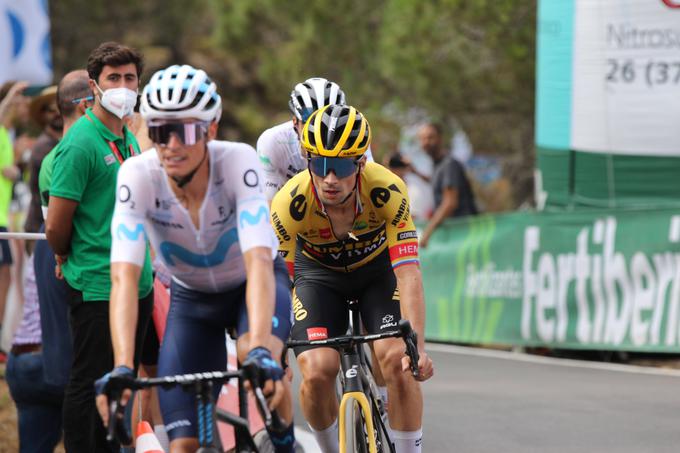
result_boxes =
[289,344,680,452]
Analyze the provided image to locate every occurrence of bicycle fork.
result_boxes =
[339,348,379,453]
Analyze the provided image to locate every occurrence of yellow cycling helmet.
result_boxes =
[301,104,371,158]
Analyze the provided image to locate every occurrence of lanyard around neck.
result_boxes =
[107,140,136,165]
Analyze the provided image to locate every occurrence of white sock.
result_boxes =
[309,418,339,453]
[378,386,389,406]
[154,424,169,452]
[392,428,423,453]
[377,386,391,436]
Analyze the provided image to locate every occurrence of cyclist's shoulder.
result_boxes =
[257,121,296,147]
[208,139,258,170]
[256,121,297,163]
[209,139,256,155]
[361,162,408,213]
[121,148,159,170]
[117,151,159,193]
[361,162,408,198]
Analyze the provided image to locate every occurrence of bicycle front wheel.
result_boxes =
[342,400,370,453]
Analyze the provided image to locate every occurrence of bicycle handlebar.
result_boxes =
[398,320,421,378]
[105,367,286,445]
[287,318,421,378]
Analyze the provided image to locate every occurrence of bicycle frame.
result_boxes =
[338,342,380,453]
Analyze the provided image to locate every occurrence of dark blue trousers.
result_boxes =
[34,224,72,387]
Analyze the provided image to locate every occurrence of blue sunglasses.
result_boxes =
[70,95,94,104]
[308,156,359,178]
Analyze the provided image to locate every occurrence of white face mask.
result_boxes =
[93,81,138,119]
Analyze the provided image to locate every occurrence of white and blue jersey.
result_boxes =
[111,140,278,293]
[110,140,292,442]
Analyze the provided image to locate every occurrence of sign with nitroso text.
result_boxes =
[419,210,680,351]
[536,0,680,156]
[570,0,680,155]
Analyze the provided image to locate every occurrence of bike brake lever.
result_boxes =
[105,376,133,446]
[242,362,288,432]
[107,399,132,446]
[253,386,288,433]
[398,320,421,378]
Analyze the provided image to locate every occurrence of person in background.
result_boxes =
[418,122,478,248]
[46,42,154,452]
[0,81,27,361]
[385,152,434,222]
[36,69,93,390]
[24,86,62,239]
[4,84,67,453]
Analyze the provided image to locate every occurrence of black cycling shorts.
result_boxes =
[290,248,401,355]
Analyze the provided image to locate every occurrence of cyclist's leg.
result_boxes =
[291,280,349,453]
[368,338,388,409]
[360,269,423,453]
[236,256,296,452]
[157,281,235,452]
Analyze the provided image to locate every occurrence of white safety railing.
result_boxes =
[0,232,46,240]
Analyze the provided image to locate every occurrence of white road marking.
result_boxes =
[425,342,680,377]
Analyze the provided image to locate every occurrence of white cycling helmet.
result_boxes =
[288,77,346,123]
[141,64,222,123]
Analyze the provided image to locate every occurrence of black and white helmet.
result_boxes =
[141,65,222,123]
[288,77,346,123]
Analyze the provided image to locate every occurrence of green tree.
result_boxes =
[49,0,536,205]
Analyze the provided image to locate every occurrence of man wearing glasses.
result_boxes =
[271,105,434,453]
[35,69,92,390]
[95,64,296,453]
[46,42,154,452]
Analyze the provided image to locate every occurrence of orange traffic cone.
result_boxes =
[136,420,165,453]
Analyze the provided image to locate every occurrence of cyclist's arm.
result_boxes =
[243,247,275,349]
[394,264,426,352]
[235,145,280,346]
[270,188,297,278]
[256,131,286,202]
[376,171,427,347]
[110,262,142,368]
[109,159,150,368]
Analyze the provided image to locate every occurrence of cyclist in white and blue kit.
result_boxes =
[95,65,295,453]
[256,77,373,201]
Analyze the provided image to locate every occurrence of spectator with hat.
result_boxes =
[25,86,62,239]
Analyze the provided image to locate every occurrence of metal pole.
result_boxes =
[0,232,46,241]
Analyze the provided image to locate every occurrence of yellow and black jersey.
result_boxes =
[270,162,420,275]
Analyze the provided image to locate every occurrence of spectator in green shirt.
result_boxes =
[45,42,153,452]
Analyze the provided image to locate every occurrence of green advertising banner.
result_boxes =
[420,209,680,352]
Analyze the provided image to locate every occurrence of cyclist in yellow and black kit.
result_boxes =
[271,105,433,453]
